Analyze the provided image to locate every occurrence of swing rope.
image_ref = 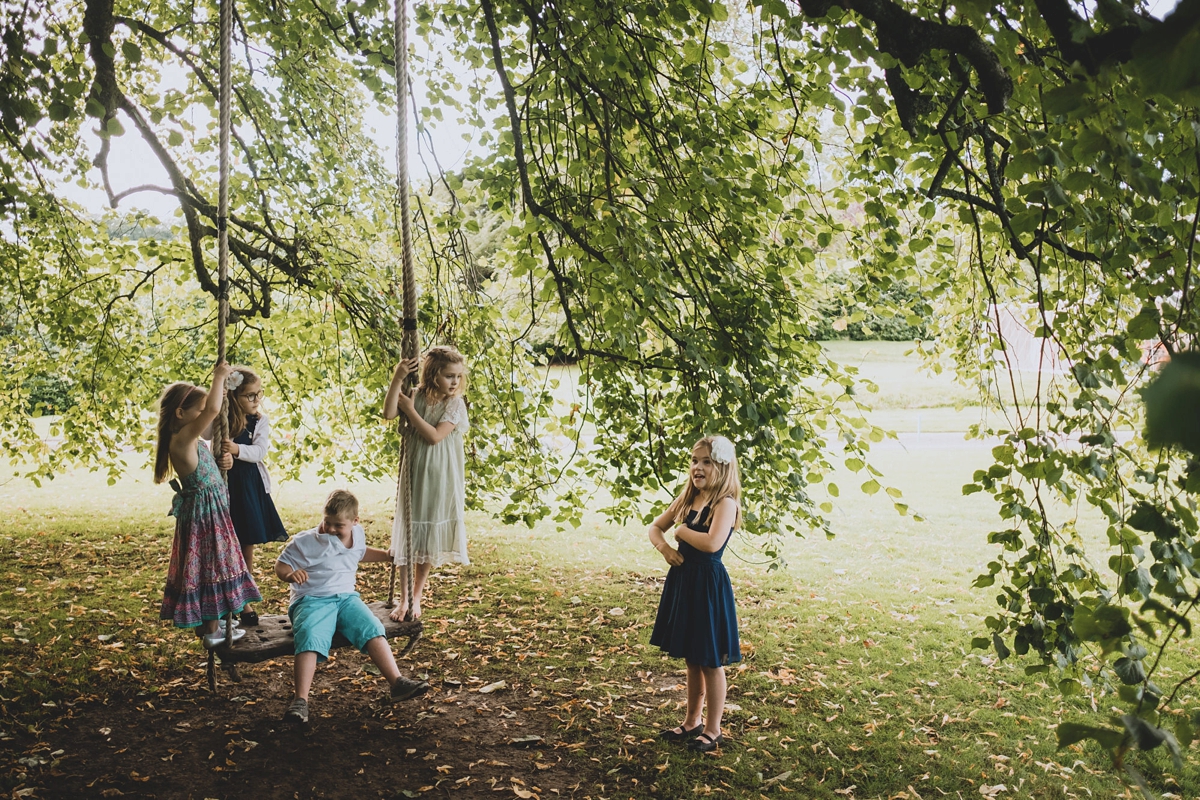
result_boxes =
[212,0,233,455]
[201,0,422,686]
[386,0,420,619]
[210,0,235,652]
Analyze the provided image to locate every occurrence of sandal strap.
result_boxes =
[696,732,716,743]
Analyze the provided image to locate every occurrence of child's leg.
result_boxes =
[699,665,727,737]
[347,597,427,700]
[364,636,402,685]
[241,544,255,612]
[389,565,411,621]
[288,596,336,699]
[411,562,432,618]
[365,636,428,701]
[388,562,432,620]
[293,651,318,700]
[683,660,706,729]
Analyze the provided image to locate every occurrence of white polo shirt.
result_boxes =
[277,525,366,605]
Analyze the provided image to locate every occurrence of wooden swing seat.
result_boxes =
[204,602,422,691]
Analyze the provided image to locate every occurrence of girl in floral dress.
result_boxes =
[154,362,261,648]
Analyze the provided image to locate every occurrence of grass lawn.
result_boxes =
[1,343,1196,798]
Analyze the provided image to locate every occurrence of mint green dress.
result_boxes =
[391,393,469,566]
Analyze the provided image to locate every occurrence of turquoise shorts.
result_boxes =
[289,592,385,661]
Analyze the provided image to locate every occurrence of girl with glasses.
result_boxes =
[221,366,289,625]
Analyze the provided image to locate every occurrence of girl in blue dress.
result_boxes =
[649,435,742,753]
[220,366,288,626]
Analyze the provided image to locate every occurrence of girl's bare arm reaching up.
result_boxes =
[169,362,232,478]
[383,358,419,420]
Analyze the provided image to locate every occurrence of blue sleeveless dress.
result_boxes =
[649,505,741,668]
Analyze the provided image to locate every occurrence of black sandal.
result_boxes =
[239,610,259,626]
[688,732,724,752]
[659,724,703,742]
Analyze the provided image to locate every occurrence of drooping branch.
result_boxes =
[479,0,609,267]
[83,0,119,117]
[793,0,1013,117]
[1032,0,1149,73]
[115,14,282,215]
[83,0,325,321]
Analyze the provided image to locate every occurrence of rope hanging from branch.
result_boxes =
[209,0,235,657]
[212,0,233,453]
[386,0,421,618]
[201,0,424,683]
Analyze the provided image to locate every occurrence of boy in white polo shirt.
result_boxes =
[275,489,428,723]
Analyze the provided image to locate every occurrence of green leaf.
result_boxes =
[48,101,72,122]
[1143,352,1200,455]
[1074,604,1133,642]
[1176,715,1195,748]
[1122,714,1166,751]
[1042,83,1090,116]
[1113,656,1146,685]
[1056,721,1125,750]
[992,633,1011,660]
[1126,307,1161,341]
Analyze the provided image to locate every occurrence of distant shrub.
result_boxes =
[24,374,74,414]
[810,277,928,341]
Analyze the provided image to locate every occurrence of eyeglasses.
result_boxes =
[241,391,264,401]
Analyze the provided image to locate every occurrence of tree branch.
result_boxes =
[794,0,1013,115]
[1032,0,1148,73]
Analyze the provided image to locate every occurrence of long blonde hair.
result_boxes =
[154,382,205,483]
[668,436,742,528]
[225,365,260,440]
[418,345,467,399]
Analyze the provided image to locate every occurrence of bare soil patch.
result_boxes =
[13,649,602,800]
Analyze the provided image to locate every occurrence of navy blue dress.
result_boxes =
[227,416,288,547]
[650,505,741,668]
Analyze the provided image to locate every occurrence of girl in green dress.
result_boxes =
[383,346,469,621]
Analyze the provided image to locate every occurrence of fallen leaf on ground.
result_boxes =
[763,771,793,786]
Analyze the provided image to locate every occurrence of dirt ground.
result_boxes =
[10,648,609,800]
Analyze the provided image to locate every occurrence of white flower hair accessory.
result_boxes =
[224,370,245,392]
[709,436,735,464]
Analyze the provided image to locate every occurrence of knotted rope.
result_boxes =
[211,0,235,652]
[386,0,421,618]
